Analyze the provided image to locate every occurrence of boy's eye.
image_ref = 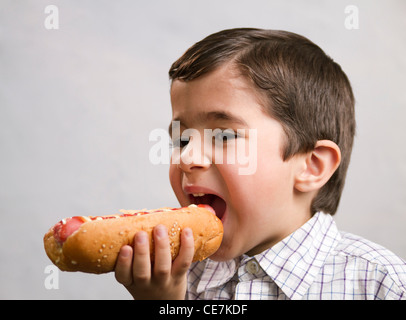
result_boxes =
[214,129,239,143]
[171,136,190,149]
[170,129,241,149]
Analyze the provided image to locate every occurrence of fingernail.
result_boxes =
[184,228,192,238]
[155,225,167,238]
[120,246,131,258]
[136,232,147,244]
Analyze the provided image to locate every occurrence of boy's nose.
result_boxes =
[178,137,211,173]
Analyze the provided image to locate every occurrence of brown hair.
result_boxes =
[169,28,356,215]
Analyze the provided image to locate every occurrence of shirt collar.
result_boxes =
[196,257,238,293]
[256,212,342,299]
[196,212,342,299]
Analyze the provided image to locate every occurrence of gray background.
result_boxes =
[1,0,405,299]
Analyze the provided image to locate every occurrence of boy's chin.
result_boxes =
[207,246,240,262]
[208,253,231,262]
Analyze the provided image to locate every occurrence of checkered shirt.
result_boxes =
[186,212,406,300]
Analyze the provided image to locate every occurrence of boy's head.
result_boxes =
[168,28,355,259]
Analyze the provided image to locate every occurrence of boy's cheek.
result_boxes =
[169,164,179,191]
[169,164,182,197]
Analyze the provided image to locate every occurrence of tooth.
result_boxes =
[192,193,205,197]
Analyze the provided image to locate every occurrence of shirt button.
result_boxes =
[246,260,260,275]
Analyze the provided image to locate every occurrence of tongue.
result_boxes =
[197,204,216,215]
[192,194,226,220]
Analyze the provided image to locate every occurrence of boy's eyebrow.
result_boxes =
[168,110,249,135]
[204,111,248,126]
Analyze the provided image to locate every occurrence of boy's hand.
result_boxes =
[114,225,194,300]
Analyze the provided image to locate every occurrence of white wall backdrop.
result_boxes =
[1,0,405,299]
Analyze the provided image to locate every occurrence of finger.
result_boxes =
[114,245,134,287]
[132,231,151,284]
[152,224,172,280]
[172,228,195,278]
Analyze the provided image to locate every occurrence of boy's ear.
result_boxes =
[294,140,341,193]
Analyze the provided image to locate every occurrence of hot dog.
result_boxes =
[43,204,223,274]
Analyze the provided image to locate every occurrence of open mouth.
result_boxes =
[189,193,226,221]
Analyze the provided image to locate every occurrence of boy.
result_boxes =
[115,28,406,299]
